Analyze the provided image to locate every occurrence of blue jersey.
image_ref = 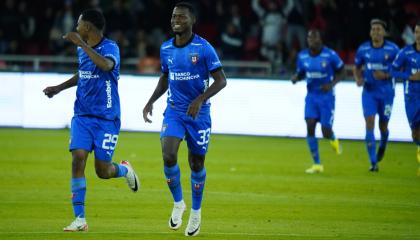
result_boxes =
[296,47,344,95]
[354,40,399,94]
[74,38,121,120]
[160,34,222,112]
[392,44,420,99]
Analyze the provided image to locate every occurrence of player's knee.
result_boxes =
[162,152,177,167]
[321,127,332,138]
[190,161,204,172]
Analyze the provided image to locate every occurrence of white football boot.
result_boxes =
[185,209,201,237]
[169,200,186,230]
[121,160,140,192]
[63,217,88,232]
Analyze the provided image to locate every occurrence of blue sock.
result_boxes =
[380,130,389,149]
[71,177,86,218]
[306,136,320,164]
[365,129,377,165]
[191,168,206,210]
[164,164,183,202]
[112,162,128,178]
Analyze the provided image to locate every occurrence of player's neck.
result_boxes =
[372,39,384,48]
[175,31,193,47]
[416,42,420,52]
[86,33,103,47]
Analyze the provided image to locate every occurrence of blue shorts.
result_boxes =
[161,106,211,155]
[405,97,420,129]
[305,93,335,128]
[362,90,394,121]
[69,115,121,162]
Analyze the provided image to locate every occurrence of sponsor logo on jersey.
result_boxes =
[106,80,112,108]
[79,70,99,79]
[169,72,200,81]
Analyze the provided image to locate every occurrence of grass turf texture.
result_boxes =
[0,128,419,240]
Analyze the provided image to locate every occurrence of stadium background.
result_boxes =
[1,0,420,239]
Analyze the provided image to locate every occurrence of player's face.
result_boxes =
[307,30,321,50]
[370,24,385,42]
[171,7,194,34]
[76,15,89,40]
[415,25,420,45]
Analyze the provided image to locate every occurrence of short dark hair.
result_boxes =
[81,9,105,31]
[175,2,195,16]
[370,19,387,29]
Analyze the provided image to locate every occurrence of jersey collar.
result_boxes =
[173,34,195,48]
[92,37,105,49]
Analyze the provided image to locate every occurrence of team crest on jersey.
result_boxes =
[322,61,327,68]
[190,53,199,64]
[384,53,389,60]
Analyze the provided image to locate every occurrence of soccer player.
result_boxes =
[291,29,344,174]
[142,2,227,236]
[391,20,420,172]
[353,19,399,172]
[43,9,139,231]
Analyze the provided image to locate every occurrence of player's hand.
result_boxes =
[355,77,364,87]
[187,97,204,119]
[320,83,333,92]
[142,103,153,123]
[291,74,299,84]
[409,72,420,81]
[43,86,61,98]
[372,70,389,80]
[63,32,86,47]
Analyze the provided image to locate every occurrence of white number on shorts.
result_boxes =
[196,128,211,145]
[384,104,393,117]
[102,133,119,150]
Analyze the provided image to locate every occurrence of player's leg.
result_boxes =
[161,108,186,230]
[362,91,378,171]
[413,127,420,165]
[376,97,393,162]
[304,95,322,173]
[92,118,139,192]
[184,112,211,236]
[64,117,91,232]
[320,95,342,154]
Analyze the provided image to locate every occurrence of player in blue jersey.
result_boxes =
[142,2,227,236]
[291,29,344,174]
[43,9,139,231]
[391,20,420,173]
[353,19,399,172]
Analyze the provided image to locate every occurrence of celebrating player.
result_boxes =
[43,9,139,231]
[391,20,420,173]
[353,19,399,172]
[291,29,344,174]
[142,2,227,236]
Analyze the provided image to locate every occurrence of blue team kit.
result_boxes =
[159,34,222,155]
[296,46,344,128]
[70,38,121,161]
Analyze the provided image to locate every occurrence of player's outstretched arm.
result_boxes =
[353,65,364,86]
[43,73,79,98]
[143,73,169,123]
[63,32,114,72]
[187,69,227,118]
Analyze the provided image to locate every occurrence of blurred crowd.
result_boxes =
[0,0,419,73]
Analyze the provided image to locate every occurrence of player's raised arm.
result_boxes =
[187,68,227,119]
[143,73,169,123]
[43,73,79,98]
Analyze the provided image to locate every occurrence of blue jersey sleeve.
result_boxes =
[204,43,222,72]
[101,42,120,69]
[296,54,304,76]
[392,49,410,80]
[330,50,344,71]
[354,46,364,67]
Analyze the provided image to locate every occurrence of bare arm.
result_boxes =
[187,68,227,118]
[43,73,79,98]
[63,32,114,72]
[321,67,344,92]
[142,73,169,123]
[353,65,364,86]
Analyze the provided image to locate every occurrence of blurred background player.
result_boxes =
[43,9,139,231]
[291,29,344,174]
[392,20,420,174]
[353,19,399,172]
[142,2,227,237]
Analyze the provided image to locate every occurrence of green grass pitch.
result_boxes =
[0,128,419,239]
